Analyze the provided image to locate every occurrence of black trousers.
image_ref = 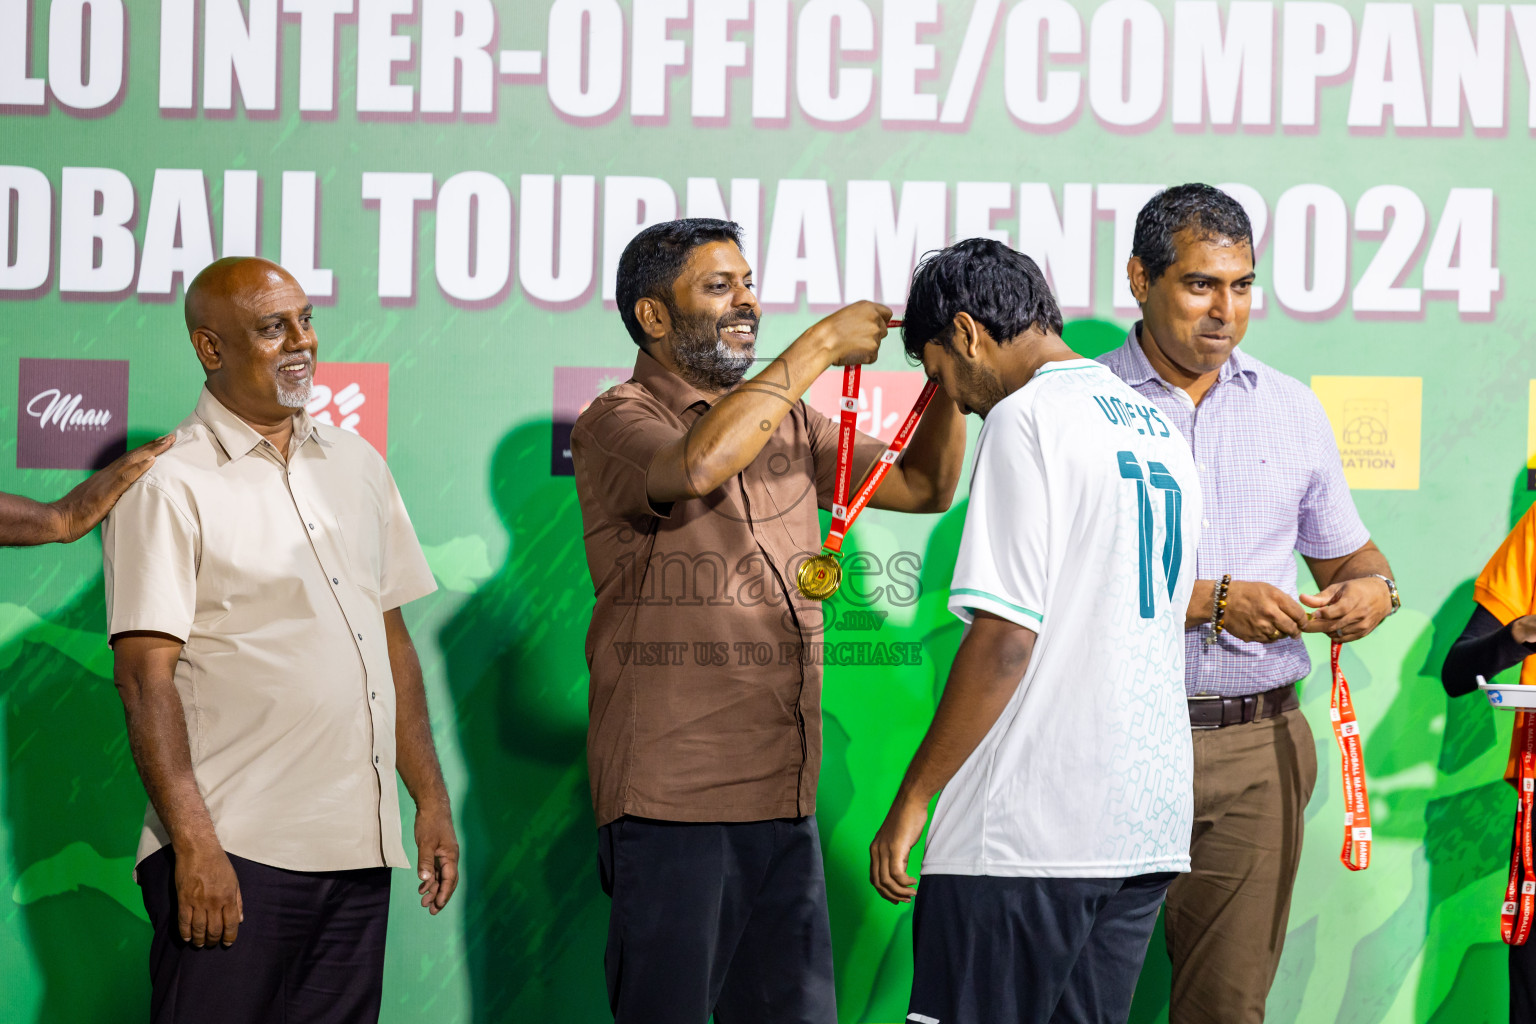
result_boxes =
[597,816,836,1024]
[1514,931,1536,1022]
[137,846,391,1024]
[909,872,1176,1024]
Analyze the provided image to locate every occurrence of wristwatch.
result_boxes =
[1367,574,1400,615]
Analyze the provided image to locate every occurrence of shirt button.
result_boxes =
[374,755,380,764]
[356,633,363,640]
[371,691,377,700]
[308,523,315,531]
[332,577,339,585]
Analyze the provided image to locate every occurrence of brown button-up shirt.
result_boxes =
[103,388,437,871]
[572,349,884,826]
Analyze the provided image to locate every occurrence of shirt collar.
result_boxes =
[1117,322,1258,392]
[194,386,323,460]
[632,346,714,416]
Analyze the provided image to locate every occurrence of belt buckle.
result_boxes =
[1187,694,1224,731]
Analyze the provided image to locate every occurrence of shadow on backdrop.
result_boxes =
[0,571,149,1022]
[1,429,176,1022]
[1404,467,1536,1021]
[437,420,609,1022]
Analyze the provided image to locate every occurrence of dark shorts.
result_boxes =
[597,815,836,1024]
[909,872,1176,1024]
[137,846,391,1024]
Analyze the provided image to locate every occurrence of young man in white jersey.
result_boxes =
[870,238,1202,1024]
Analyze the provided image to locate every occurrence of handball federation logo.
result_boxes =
[1311,378,1420,491]
[1342,415,1389,447]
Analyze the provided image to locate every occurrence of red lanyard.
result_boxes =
[796,351,939,601]
[1330,641,1372,871]
[1503,710,1536,945]
[822,366,939,556]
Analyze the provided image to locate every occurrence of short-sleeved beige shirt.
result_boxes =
[103,387,436,872]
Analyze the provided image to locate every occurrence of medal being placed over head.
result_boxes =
[797,339,938,601]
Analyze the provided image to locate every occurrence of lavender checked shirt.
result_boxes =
[1098,326,1371,698]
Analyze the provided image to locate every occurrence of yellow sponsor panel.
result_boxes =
[1527,381,1536,488]
[1310,376,1422,490]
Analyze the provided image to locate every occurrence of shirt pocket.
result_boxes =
[333,509,384,596]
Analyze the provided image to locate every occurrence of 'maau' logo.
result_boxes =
[26,389,114,432]
[16,358,128,470]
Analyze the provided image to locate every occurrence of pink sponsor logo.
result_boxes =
[306,363,390,456]
[552,366,630,475]
[806,370,930,443]
[17,358,129,470]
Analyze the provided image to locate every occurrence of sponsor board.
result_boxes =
[552,367,630,476]
[16,358,129,470]
[1311,376,1422,490]
[1527,381,1536,491]
[306,363,390,456]
[806,370,929,444]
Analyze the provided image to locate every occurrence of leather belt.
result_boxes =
[1187,683,1299,730]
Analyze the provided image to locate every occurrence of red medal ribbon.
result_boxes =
[821,364,939,556]
[1503,710,1536,945]
[1330,641,1373,871]
[826,364,861,548]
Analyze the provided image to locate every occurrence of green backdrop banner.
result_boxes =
[3,1,1534,1020]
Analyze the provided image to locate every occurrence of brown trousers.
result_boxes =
[1165,707,1319,1024]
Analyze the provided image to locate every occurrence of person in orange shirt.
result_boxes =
[1442,501,1536,1019]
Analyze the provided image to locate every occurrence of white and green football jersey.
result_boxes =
[924,358,1202,878]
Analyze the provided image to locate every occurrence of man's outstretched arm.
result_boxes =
[866,393,967,515]
[869,612,1036,903]
[1,435,172,546]
[645,303,890,504]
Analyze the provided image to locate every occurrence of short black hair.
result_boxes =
[901,238,1064,361]
[1132,184,1253,285]
[616,218,744,347]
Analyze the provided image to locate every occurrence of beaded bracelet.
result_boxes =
[1205,574,1232,647]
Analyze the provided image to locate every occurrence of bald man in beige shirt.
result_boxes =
[103,257,457,1024]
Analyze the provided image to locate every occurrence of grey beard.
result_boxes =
[674,337,755,392]
[276,379,314,409]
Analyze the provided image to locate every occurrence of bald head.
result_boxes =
[185,257,318,428]
[184,257,300,336]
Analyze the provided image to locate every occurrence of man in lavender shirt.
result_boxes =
[1098,184,1398,1024]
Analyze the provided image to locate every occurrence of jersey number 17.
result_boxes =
[1117,451,1184,619]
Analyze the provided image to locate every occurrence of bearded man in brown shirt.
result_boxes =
[572,218,967,1022]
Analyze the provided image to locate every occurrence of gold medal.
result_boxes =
[796,553,843,601]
